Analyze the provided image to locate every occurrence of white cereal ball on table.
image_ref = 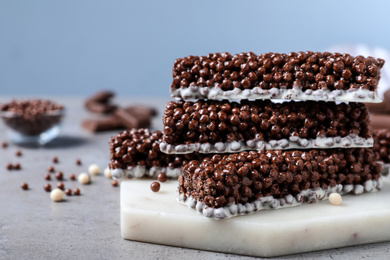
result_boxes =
[50,188,64,202]
[329,193,342,206]
[88,164,100,175]
[104,167,112,178]
[78,172,90,184]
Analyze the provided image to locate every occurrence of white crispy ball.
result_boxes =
[88,164,100,175]
[50,188,64,202]
[78,172,90,184]
[104,167,112,178]
[329,193,342,206]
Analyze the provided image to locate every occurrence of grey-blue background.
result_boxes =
[1,0,389,97]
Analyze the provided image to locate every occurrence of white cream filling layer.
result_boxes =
[111,166,181,180]
[177,178,383,220]
[160,135,374,154]
[171,86,381,103]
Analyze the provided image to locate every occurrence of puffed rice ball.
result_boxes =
[78,172,90,185]
[88,164,100,175]
[50,188,64,202]
[104,167,112,178]
[329,193,342,206]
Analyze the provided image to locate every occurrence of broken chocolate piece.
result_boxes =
[82,116,122,132]
[85,90,117,114]
[113,109,139,129]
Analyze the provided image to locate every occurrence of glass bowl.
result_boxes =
[0,109,64,146]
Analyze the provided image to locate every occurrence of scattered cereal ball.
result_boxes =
[69,173,76,181]
[64,188,72,196]
[76,159,82,165]
[88,164,100,175]
[13,163,21,170]
[78,172,90,184]
[52,156,59,163]
[56,182,65,190]
[104,167,112,178]
[47,166,55,172]
[20,182,28,190]
[15,150,22,157]
[43,183,51,192]
[157,172,167,182]
[73,188,80,195]
[150,181,160,192]
[44,174,51,181]
[6,163,13,170]
[50,188,64,202]
[55,171,63,181]
[111,179,118,187]
[329,193,342,206]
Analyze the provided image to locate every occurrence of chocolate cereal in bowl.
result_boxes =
[0,99,64,145]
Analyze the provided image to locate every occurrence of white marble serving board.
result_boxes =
[120,177,390,257]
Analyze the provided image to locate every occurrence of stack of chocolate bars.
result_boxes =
[159,52,385,219]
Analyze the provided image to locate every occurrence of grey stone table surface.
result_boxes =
[0,96,389,260]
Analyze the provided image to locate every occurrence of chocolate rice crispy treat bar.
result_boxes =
[171,52,385,102]
[161,100,373,154]
[178,148,383,219]
[109,128,199,179]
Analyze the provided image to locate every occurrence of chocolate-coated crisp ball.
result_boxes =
[55,172,63,181]
[43,183,51,192]
[157,172,167,182]
[64,188,72,196]
[56,182,65,190]
[111,179,118,187]
[20,182,28,190]
[150,182,160,192]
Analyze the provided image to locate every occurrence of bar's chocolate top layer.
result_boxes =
[373,129,390,163]
[161,100,371,154]
[109,128,197,170]
[178,148,382,209]
[171,52,385,101]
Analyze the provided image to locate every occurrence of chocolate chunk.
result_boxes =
[113,109,139,129]
[84,91,117,114]
[85,100,117,114]
[82,116,123,132]
[122,105,157,128]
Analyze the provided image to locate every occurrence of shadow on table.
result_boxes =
[15,135,88,149]
[44,135,88,148]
